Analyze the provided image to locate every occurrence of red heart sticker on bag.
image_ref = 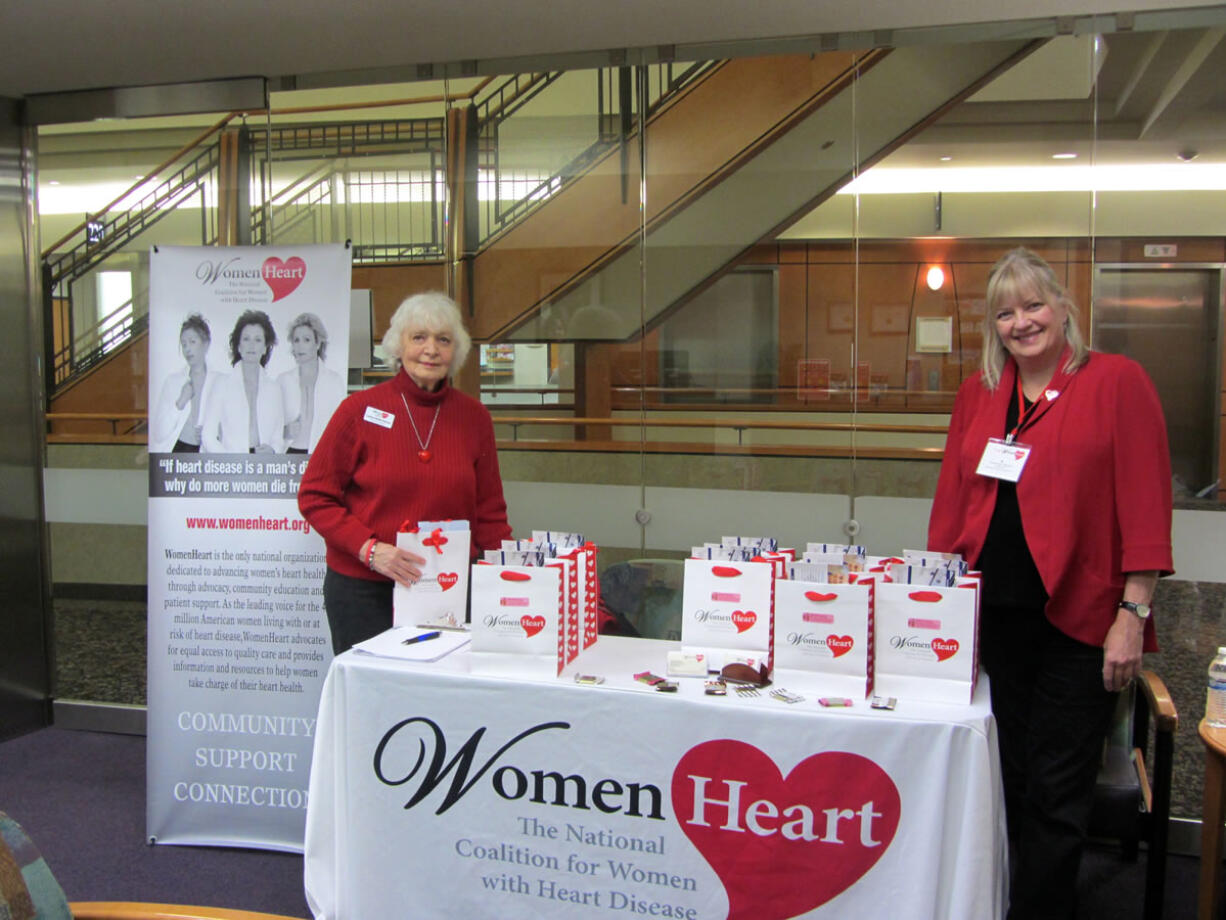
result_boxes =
[261,256,306,301]
[673,740,899,920]
[731,610,757,633]
[827,635,854,657]
[931,638,959,661]
[521,615,546,637]
[437,572,458,591]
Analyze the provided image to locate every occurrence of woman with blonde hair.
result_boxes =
[928,248,1172,918]
[279,312,346,453]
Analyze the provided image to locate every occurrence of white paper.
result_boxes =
[352,626,470,662]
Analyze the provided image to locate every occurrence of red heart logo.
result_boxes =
[731,610,756,633]
[673,740,899,920]
[804,591,838,602]
[437,572,458,592]
[827,635,854,658]
[931,638,959,661]
[521,615,545,637]
[261,256,306,301]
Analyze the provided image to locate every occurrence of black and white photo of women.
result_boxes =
[148,313,222,453]
[201,309,286,453]
[279,312,347,454]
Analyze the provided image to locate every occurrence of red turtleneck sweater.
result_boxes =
[298,370,512,580]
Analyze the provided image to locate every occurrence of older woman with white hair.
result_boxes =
[298,291,512,652]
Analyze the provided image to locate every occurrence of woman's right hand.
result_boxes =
[369,542,428,588]
[175,379,194,410]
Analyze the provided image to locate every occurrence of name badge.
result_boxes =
[976,437,1032,482]
[363,406,395,429]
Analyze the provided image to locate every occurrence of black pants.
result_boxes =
[322,568,394,654]
[980,603,1117,920]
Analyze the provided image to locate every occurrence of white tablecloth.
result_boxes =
[305,637,1006,920]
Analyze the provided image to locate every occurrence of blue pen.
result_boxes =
[402,631,441,645]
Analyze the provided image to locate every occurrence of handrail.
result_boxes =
[266,77,495,117]
[41,113,239,258]
[493,415,947,436]
[46,412,947,436]
[491,414,949,448]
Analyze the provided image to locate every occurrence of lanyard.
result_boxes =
[1006,374,1045,444]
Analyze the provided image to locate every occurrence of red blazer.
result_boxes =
[928,351,1173,650]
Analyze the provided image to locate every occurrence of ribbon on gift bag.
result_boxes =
[393,519,471,628]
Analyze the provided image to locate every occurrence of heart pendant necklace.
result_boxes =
[400,394,441,463]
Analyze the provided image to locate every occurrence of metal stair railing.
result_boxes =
[42,115,235,290]
[251,162,335,245]
[475,61,717,244]
[51,295,148,389]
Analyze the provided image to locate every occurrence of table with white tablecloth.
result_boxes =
[304,636,1006,920]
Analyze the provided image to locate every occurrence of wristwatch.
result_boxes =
[1119,601,1152,619]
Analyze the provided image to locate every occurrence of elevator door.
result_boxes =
[1092,266,1222,496]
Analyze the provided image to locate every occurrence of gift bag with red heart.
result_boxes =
[393,519,471,628]
[491,540,594,661]
[872,579,980,704]
[681,558,774,664]
[773,579,874,699]
[470,563,567,678]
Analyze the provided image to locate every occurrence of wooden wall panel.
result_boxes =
[50,335,149,415]
[351,262,448,339]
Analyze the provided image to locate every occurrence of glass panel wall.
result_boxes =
[36,14,1226,829]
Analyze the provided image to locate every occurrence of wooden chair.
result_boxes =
[0,810,305,920]
[1087,669,1179,920]
[69,905,305,920]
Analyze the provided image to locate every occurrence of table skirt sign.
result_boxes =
[304,636,1008,920]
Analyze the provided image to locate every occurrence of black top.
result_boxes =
[973,386,1049,609]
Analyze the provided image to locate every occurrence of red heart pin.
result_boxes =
[827,635,854,658]
[437,572,458,592]
[261,256,306,301]
[731,610,757,633]
[521,615,546,637]
[673,740,899,920]
[931,638,959,661]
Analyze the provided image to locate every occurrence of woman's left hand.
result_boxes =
[1101,607,1145,692]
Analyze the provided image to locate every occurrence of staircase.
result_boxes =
[43,40,1038,407]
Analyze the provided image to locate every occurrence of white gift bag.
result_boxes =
[681,558,774,661]
[470,563,567,678]
[873,580,980,704]
[773,579,874,699]
[393,520,471,628]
